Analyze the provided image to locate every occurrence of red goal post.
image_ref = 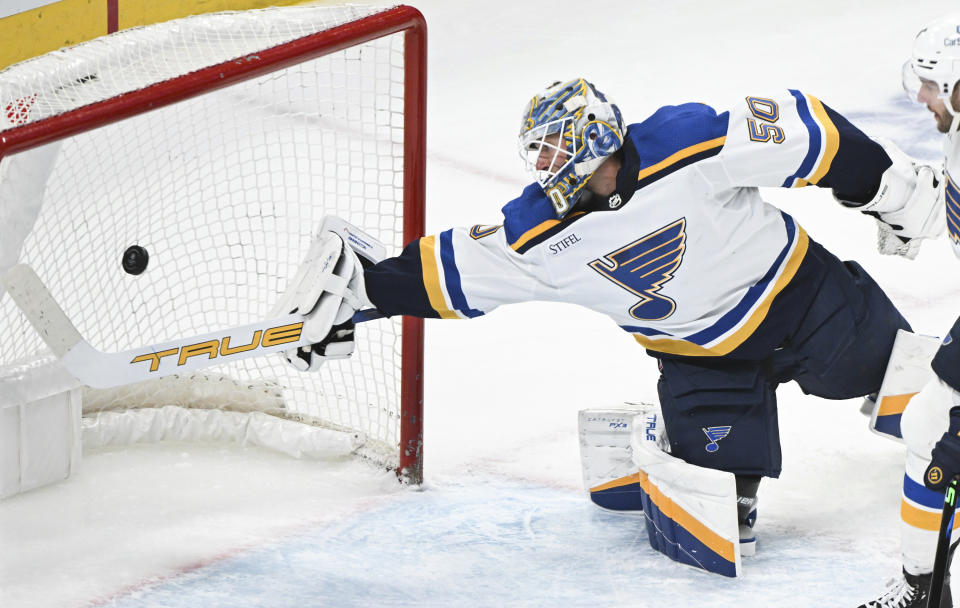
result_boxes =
[0,5,426,483]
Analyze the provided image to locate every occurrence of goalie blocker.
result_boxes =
[579,404,742,577]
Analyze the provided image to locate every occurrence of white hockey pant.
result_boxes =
[900,377,957,575]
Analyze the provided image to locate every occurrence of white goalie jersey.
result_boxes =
[365,90,893,358]
[943,130,960,258]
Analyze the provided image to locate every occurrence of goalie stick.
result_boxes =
[0,263,384,389]
[929,474,960,607]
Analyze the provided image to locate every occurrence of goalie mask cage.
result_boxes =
[0,5,426,483]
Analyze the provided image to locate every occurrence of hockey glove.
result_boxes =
[925,422,960,492]
[274,229,371,372]
[923,378,960,491]
[836,138,944,258]
[875,220,923,260]
[283,319,356,372]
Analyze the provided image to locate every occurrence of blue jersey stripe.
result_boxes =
[439,230,484,318]
[684,212,796,345]
[946,174,960,242]
[780,90,821,188]
[622,325,670,337]
[903,473,945,510]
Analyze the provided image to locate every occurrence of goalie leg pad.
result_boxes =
[868,329,941,442]
[578,406,651,512]
[631,404,741,577]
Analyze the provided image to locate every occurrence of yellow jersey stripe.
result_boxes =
[632,227,809,356]
[804,95,840,185]
[419,236,461,319]
[636,136,726,183]
[510,219,563,251]
[509,211,587,252]
[639,471,736,562]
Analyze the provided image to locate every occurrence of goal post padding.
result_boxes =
[0,4,426,485]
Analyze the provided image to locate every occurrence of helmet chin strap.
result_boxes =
[946,82,960,133]
[946,100,960,133]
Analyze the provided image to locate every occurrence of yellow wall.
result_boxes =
[1,0,109,69]
[0,0,316,70]
[116,0,308,30]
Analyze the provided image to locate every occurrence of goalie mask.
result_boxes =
[518,78,625,217]
[903,14,960,132]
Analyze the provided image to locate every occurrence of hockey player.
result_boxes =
[858,15,960,608]
[281,78,938,571]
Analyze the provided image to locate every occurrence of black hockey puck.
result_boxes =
[121,245,149,275]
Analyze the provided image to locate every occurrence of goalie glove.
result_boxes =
[836,138,945,259]
[274,229,372,372]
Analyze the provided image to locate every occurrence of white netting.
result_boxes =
[0,5,413,468]
[0,5,390,129]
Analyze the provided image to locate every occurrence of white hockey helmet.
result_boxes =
[903,14,960,130]
[518,78,625,217]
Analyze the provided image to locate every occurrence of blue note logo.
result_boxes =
[703,426,731,453]
[588,218,686,321]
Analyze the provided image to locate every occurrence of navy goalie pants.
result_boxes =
[655,239,911,478]
[933,317,960,393]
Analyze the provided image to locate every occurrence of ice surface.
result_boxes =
[3,0,960,606]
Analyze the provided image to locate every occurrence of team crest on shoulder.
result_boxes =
[588,218,687,321]
[469,224,502,239]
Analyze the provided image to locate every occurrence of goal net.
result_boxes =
[0,4,426,482]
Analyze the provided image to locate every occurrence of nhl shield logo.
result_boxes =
[608,193,623,209]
